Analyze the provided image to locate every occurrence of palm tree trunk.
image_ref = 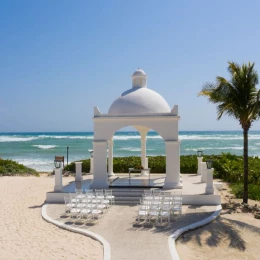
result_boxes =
[243,129,249,203]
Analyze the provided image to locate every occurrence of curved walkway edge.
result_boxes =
[41,203,111,260]
[168,205,222,260]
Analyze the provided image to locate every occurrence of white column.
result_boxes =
[141,137,147,168]
[54,167,63,192]
[75,162,83,182]
[91,140,109,189]
[90,158,94,174]
[201,162,207,183]
[107,139,115,177]
[163,140,182,189]
[205,168,214,194]
[197,157,203,175]
[145,157,148,169]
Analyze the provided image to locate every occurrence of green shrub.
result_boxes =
[0,159,39,176]
[230,183,260,201]
[64,159,90,173]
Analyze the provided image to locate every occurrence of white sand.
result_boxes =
[0,176,102,260]
[176,182,260,260]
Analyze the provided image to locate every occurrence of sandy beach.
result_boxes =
[1,175,260,260]
[0,175,102,260]
[176,182,260,260]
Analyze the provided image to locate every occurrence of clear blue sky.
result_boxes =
[1,0,260,132]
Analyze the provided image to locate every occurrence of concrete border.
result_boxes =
[168,205,222,260]
[41,204,111,260]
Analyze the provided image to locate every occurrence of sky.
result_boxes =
[1,0,260,132]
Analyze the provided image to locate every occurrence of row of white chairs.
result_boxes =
[74,188,115,205]
[64,195,110,222]
[64,196,109,220]
[64,189,115,222]
[137,190,182,225]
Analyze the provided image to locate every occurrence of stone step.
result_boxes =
[115,201,139,205]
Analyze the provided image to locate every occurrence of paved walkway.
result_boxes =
[46,204,218,260]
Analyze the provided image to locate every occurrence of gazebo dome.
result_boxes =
[108,69,171,115]
[132,68,146,77]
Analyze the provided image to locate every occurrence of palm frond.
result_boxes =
[199,61,260,130]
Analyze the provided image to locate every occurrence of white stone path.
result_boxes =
[45,204,218,260]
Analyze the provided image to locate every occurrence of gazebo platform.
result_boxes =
[46,174,221,205]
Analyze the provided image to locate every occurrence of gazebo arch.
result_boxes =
[91,69,182,190]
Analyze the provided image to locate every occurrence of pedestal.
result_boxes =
[205,168,214,194]
[75,162,83,182]
[140,168,149,176]
[54,167,63,192]
[197,157,203,175]
[201,162,207,183]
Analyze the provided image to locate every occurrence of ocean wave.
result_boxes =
[114,135,162,140]
[185,146,244,151]
[113,136,140,140]
[38,135,93,140]
[180,134,260,140]
[32,145,57,149]
[118,147,155,151]
[118,147,141,152]
[0,136,38,142]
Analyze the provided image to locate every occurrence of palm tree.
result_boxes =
[199,61,259,203]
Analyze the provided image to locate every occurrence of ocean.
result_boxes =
[1,131,260,172]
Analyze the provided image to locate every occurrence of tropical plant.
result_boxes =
[198,61,260,203]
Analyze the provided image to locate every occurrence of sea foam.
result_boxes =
[0,136,38,142]
[32,145,57,149]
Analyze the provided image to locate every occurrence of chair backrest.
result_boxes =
[162,192,172,201]
[95,189,103,194]
[104,189,112,195]
[96,192,104,197]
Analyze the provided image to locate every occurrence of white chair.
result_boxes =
[152,190,162,201]
[96,192,105,200]
[143,191,153,200]
[137,204,149,223]
[148,203,160,224]
[172,199,182,219]
[173,191,182,202]
[96,199,107,213]
[80,204,91,220]
[160,207,171,225]
[91,203,102,222]
[69,200,81,220]
[104,189,115,205]
[75,189,84,199]
[64,197,75,213]
[100,198,110,209]
[162,192,173,201]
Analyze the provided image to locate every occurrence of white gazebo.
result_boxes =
[91,68,182,190]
